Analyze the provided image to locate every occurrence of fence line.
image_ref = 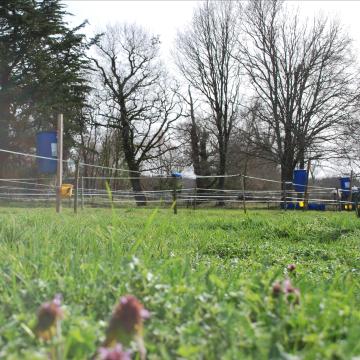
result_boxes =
[0,146,356,211]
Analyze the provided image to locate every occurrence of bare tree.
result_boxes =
[90,24,181,205]
[177,87,216,190]
[175,0,241,194]
[335,104,360,173]
[237,0,360,190]
[227,104,280,190]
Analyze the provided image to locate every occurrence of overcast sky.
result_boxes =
[64,1,360,57]
[64,0,196,60]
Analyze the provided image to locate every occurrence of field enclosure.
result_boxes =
[0,208,359,359]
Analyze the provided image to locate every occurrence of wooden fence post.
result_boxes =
[81,176,84,210]
[172,178,177,215]
[303,159,311,210]
[193,187,197,210]
[74,159,80,214]
[349,170,354,210]
[56,114,63,213]
[337,187,341,212]
[242,175,247,214]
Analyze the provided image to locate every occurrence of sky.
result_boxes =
[64,0,360,57]
[64,0,197,60]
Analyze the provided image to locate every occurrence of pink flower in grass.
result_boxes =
[287,264,296,272]
[283,279,300,304]
[98,344,131,360]
[104,295,150,347]
[272,282,282,297]
[35,294,63,341]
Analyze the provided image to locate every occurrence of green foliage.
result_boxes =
[0,208,359,359]
[0,0,90,159]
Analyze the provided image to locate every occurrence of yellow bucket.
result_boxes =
[299,201,304,208]
[61,184,73,198]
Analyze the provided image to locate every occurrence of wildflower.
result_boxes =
[97,344,131,360]
[272,281,282,297]
[287,264,296,272]
[283,279,294,293]
[283,279,300,305]
[35,294,63,341]
[104,295,150,347]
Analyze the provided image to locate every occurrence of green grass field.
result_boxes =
[0,207,359,359]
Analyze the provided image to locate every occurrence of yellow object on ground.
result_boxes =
[299,201,304,208]
[61,184,73,198]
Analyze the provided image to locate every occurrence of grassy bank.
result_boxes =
[0,208,359,359]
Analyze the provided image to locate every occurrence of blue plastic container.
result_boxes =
[308,203,326,211]
[293,169,308,193]
[36,131,57,174]
[171,172,182,178]
[281,203,295,210]
[340,177,351,196]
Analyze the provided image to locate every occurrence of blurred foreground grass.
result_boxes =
[0,207,359,359]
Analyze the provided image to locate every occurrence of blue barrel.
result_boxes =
[171,172,182,178]
[36,131,57,174]
[340,177,351,196]
[308,203,326,211]
[293,169,307,192]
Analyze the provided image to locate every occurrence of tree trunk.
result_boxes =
[216,143,227,206]
[188,88,212,193]
[299,157,305,170]
[120,107,147,206]
[193,131,213,190]
[0,94,11,178]
[298,144,305,169]
[127,161,146,206]
[130,176,146,206]
[281,162,294,206]
[281,165,294,188]
[122,143,146,206]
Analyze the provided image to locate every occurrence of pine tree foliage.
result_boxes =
[0,0,90,168]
